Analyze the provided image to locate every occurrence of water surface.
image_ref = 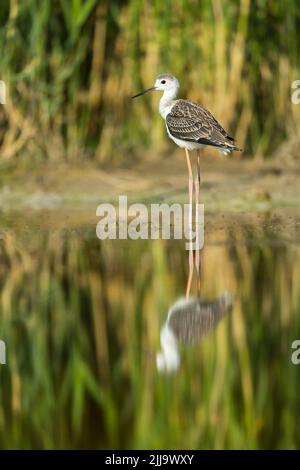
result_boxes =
[0,209,299,449]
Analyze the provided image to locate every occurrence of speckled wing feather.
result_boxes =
[168,294,232,345]
[166,99,239,151]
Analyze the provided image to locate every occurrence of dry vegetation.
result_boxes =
[0,0,299,164]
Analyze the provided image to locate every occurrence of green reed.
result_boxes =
[0,214,299,449]
[0,0,299,163]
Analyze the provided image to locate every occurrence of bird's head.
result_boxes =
[154,74,180,93]
[156,324,180,373]
[156,350,180,373]
[131,74,179,99]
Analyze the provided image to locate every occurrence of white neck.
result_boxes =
[159,87,179,119]
[156,325,180,372]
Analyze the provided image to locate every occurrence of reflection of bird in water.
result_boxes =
[156,292,233,373]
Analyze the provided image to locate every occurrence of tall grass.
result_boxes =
[0,0,299,163]
[0,214,299,449]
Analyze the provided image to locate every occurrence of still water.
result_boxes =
[0,210,299,449]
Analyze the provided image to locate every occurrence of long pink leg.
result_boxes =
[186,247,194,298]
[185,148,193,229]
[185,148,194,297]
[195,150,201,293]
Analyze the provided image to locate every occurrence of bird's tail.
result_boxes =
[221,144,243,155]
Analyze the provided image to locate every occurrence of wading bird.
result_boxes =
[156,292,233,373]
[132,74,241,209]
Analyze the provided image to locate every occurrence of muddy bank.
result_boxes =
[0,150,299,215]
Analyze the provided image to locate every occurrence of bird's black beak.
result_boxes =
[131,86,157,99]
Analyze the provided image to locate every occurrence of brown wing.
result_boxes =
[166,99,238,150]
[168,293,233,345]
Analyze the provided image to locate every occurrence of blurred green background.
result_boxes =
[0,0,300,451]
[0,0,299,163]
[0,213,300,449]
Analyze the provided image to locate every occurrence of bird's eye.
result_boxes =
[161,80,166,84]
